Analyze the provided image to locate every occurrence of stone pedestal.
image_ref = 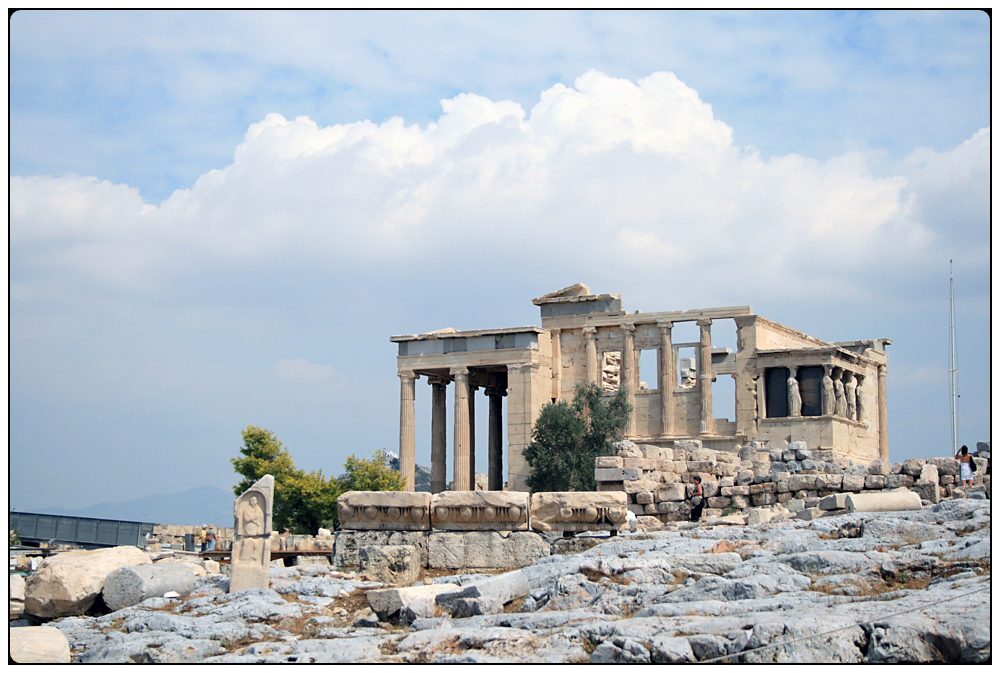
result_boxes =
[230,474,274,593]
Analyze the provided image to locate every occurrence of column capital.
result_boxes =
[549,327,561,337]
[656,319,674,331]
[620,322,636,333]
[582,326,597,337]
[508,361,541,375]
[696,317,713,327]
[450,366,470,379]
[397,369,416,381]
[485,385,507,397]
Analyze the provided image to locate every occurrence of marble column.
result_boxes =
[658,321,674,436]
[787,365,802,417]
[821,365,835,415]
[844,372,857,421]
[621,323,637,437]
[697,318,714,436]
[550,328,562,401]
[430,378,448,494]
[583,327,599,385]
[451,367,471,491]
[487,386,504,491]
[468,385,476,488]
[397,370,417,492]
[877,364,889,460]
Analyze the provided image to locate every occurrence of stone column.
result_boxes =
[550,328,562,401]
[697,318,714,436]
[658,321,674,436]
[877,364,889,460]
[487,386,504,491]
[821,365,835,415]
[844,372,857,421]
[621,323,637,437]
[583,327,599,385]
[451,367,471,491]
[787,365,801,417]
[398,370,417,492]
[468,385,476,488]
[430,378,448,494]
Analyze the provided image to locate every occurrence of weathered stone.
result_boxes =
[596,455,624,469]
[25,545,151,618]
[530,492,627,533]
[635,491,653,505]
[431,491,529,531]
[845,491,922,513]
[926,457,959,476]
[885,474,913,489]
[230,474,274,593]
[819,493,849,510]
[673,439,703,452]
[917,464,939,484]
[841,475,865,492]
[868,458,893,475]
[613,440,643,457]
[103,562,198,612]
[595,467,642,482]
[910,482,941,505]
[338,491,431,531]
[10,573,25,617]
[367,583,459,621]
[796,507,825,521]
[359,545,420,585]
[786,498,805,513]
[788,474,816,491]
[902,459,925,477]
[427,531,549,570]
[435,569,529,616]
[815,473,843,490]
[9,626,71,663]
[864,475,886,489]
[746,508,775,526]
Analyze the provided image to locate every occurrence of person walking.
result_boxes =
[200,525,208,552]
[956,445,975,487]
[689,476,705,522]
[206,525,216,552]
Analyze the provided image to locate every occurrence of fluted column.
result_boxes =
[583,327,599,385]
[468,385,476,489]
[487,386,505,491]
[398,370,417,491]
[787,365,801,417]
[452,367,471,491]
[877,364,888,459]
[697,318,714,436]
[430,378,448,494]
[621,323,637,437]
[658,321,674,436]
[550,328,562,401]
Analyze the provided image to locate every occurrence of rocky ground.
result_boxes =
[49,497,990,663]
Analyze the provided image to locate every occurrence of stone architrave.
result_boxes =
[337,491,432,531]
[230,474,274,593]
[787,366,802,417]
[821,365,835,415]
[529,492,628,533]
[430,491,529,531]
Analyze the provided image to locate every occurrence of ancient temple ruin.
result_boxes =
[391,284,890,492]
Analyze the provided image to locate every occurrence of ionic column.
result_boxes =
[844,372,857,421]
[583,327,598,385]
[430,378,448,494]
[877,364,889,459]
[821,365,835,415]
[697,318,714,436]
[487,386,505,491]
[397,370,417,492]
[550,328,562,401]
[451,367,471,491]
[469,385,477,489]
[658,321,674,436]
[621,323,637,437]
[787,365,802,417]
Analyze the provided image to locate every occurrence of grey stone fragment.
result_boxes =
[435,569,529,615]
[103,563,197,612]
[359,544,420,585]
[650,636,696,663]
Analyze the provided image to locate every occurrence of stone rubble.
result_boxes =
[30,497,990,663]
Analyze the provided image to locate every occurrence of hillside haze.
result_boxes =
[31,485,235,528]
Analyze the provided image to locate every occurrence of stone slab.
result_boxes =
[338,491,432,531]
[818,493,849,510]
[9,626,71,663]
[427,531,549,570]
[366,583,460,621]
[430,491,529,531]
[529,492,628,533]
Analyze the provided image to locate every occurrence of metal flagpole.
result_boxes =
[948,260,959,456]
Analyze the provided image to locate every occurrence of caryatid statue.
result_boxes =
[821,365,835,416]
[787,366,802,417]
[229,474,274,593]
[844,371,857,421]
[833,368,847,417]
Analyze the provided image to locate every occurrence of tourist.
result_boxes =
[689,476,705,522]
[956,445,974,487]
[200,525,207,552]
[206,525,216,552]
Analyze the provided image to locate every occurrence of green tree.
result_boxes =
[523,383,631,492]
[339,450,407,492]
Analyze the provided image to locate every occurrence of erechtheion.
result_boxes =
[391,284,890,492]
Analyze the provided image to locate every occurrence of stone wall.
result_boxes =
[597,439,991,523]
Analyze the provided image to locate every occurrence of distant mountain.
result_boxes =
[32,485,235,528]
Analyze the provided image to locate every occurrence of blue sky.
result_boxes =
[9,10,991,512]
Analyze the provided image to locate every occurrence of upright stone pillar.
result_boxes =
[583,327,599,385]
[550,328,562,401]
[844,371,857,421]
[621,323,637,437]
[787,365,802,417]
[487,386,505,491]
[877,364,889,460]
[697,318,714,436]
[658,321,674,436]
[430,378,448,494]
[468,385,476,488]
[398,370,417,491]
[821,364,835,415]
[452,367,472,491]
[230,475,273,593]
